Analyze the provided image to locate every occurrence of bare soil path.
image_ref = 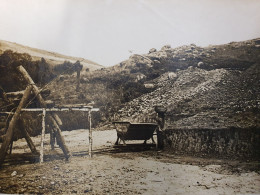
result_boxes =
[0,129,259,194]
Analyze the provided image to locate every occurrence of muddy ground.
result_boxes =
[0,129,259,194]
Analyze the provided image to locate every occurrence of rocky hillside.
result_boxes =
[0,38,259,133]
[115,64,260,129]
[0,40,103,71]
[112,39,260,129]
[44,38,260,130]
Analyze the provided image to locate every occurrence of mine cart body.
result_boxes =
[113,121,158,145]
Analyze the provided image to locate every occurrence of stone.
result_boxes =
[197,61,204,67]
[161,45,171,50]
[149,48,157,53]
[11,171,17,177]
[54,166,59,170]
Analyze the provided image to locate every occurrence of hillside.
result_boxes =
[0,40,103,71]
[43,38,260,128]
[0,38,259,134]
[112,39,260,129]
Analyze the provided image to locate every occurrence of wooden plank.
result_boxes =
[0,85,33,166]
[40,109,46,163]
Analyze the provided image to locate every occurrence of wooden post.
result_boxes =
[17,65,70,159]
[88,111,92,158]
[0,85,33,166]
[40,109,46,163]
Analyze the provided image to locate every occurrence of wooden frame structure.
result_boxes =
[21,106,99,163]
[0,65,99,166]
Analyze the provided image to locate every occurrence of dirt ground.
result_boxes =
[0,129,259,194]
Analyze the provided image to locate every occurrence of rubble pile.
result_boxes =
[115,63,260,129]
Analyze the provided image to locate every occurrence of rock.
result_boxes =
[149,48,157,53]
[51,181,55,185]
[84,185,93,193]
[11,171,17,177]
[168,72,177,79]
[153,60,160,64]
[197,61,204,67]
[144,83,155,89]
[54,166,59,170]
[161,45,171,50]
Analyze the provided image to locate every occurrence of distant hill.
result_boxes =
[0,40,103,71]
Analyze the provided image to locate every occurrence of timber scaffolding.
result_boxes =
[0,65,99,166]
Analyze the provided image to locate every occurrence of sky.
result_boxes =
[0,0,260,66]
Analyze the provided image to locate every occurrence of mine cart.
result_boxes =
[113,121,158,146]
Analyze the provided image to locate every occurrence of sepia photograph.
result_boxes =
[0,0,259,194]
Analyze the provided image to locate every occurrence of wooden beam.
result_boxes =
[6,90,24,97]
[0,85,33,166]
[21,107,99,112]
[5,89,50,97]
[53,114,62,126]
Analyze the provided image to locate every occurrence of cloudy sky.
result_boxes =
[0,0,260,66]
